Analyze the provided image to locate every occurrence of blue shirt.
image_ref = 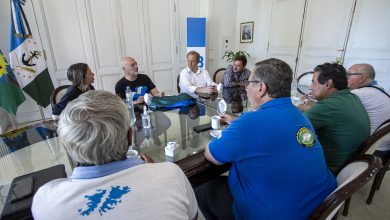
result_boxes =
[209,97,336,220]
[71,157,144,179]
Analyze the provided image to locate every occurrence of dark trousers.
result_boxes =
[195,176,235,220]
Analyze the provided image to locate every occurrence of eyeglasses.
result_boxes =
[244,80,261,87]
[347,73,363,77]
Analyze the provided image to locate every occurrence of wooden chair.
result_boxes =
[338,120,390,216]
[367,152,390,204]
[366,120,390,204]
[354,120,390,156]
[50,85,71,108]
[213,68,226,84]
[309,154,382,220]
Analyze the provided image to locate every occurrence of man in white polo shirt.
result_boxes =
[32,91,198,220]
[179,50,217,96]
[347,63,390,158]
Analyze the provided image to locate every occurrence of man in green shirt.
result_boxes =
[301,63,370,174]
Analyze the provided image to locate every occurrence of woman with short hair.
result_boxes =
[51,63,95,120]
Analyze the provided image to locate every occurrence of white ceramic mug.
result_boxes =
[127,149,138,157]
[211,115,221,129]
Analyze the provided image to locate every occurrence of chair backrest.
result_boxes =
[309,154,382,220]
[213,68,226,84]
[297,71,314,95]
[50,85,71,108]
[333,119,390,175]
[375,119,390,132]
[356,121,390,155]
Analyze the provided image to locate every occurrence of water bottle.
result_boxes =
[142,105,151,129]
[291,79,297,96]
[290,79,300,105]
[125,86,136,126]
[144,93,152,106]
[125,86,133,102]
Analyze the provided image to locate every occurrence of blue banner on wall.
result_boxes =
[187,18,206,69]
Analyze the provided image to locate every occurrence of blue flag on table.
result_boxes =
[9,0,54,107]
[0,49,26,115]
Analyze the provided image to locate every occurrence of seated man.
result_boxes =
[303,63,370,173]
[222,55,251,87]
[32,91,198,219]
[195,58,336,220]
[347,63,390,158]
[115,57,162,104]
[179,51,216,96]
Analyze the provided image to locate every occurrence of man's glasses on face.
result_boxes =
[347,72,363,77]
[244,80,261,87]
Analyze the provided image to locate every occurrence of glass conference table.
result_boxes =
[0,88,249,212]
[0,122,71,213]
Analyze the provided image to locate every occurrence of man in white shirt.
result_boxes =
[179,51,217,96]
[32,91,198,220]
[347,63,390,158]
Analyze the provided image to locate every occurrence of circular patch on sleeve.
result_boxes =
[296,127,315,148]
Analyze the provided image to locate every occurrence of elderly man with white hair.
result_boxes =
[32,91,198,220]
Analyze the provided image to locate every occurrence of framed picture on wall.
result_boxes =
[240,22,254,43]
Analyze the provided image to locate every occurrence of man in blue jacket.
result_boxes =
[195,58,336,220]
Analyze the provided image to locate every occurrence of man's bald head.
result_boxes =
[121,57,136,67]
[347,63,376,89]
[349,64,375,79]
[121,57,138,79]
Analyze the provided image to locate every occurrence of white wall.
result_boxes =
[206,0,238,74]
[235,0,264,69]
[0,0,11,56]
[234,0,390,92]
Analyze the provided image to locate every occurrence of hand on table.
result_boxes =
[134,96,144,105]
[300,93,313,102]
[139,153,154,163]
[220,113,237,125]
[197,86,217,94]
[297,102,315,112]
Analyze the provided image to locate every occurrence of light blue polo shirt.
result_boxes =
[209,97,336,220]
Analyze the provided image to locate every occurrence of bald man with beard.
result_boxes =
[115,57,163,104]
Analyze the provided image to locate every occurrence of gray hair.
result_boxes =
[253,58,293,98]
[58,90,131,165]
[67,63,91,92]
